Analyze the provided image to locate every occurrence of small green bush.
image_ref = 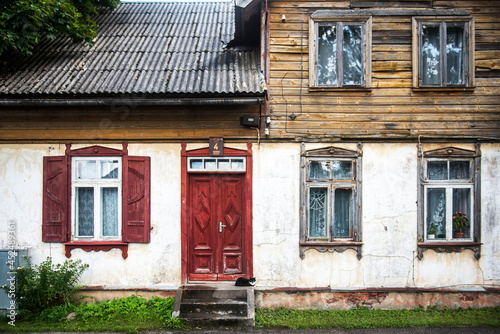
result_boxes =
[3,256,88,314]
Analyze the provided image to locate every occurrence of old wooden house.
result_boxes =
[0,0,499,314]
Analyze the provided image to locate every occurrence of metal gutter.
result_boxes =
[0,97,265,107]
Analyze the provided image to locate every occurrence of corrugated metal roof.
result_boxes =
[0,1,264,97]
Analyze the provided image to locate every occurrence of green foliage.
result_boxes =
[2,256,88,315]
[0,295,188,332]
[0,0,121,57]
[255,306,500,329]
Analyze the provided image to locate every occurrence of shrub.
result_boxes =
[3,256,88,314]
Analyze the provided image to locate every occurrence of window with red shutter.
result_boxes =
[42,145,151,257]
[122,156,151,243]
[42,156,69,242]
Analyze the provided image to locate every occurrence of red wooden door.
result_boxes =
[188,174,245,281]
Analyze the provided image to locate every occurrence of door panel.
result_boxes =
[190,177,216,277]
[188,174,245,281]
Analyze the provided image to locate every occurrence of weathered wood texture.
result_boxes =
[0,105,261,142]
[268,0,500,140]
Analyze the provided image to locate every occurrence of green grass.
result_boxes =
[255,306,500,329]
[0,295,189,333]
[0,296,498,332]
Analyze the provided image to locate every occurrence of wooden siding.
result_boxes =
[0,105,261,142]
[268,0,500,140]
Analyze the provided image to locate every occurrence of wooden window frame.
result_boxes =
[417,144,481,260]
[309,14,372,90]
[42,144,150,259]
[412,16,475,90]
[299,144,363,260]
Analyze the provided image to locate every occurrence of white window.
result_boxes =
[71,157,122,240]
[424,159,473,241]
[187,157,246,172]
[310,15,372,88]
[413,17,474,88]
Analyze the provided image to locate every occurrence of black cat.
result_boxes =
[235,277,256,286]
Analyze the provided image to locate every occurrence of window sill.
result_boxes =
[417,242,481,260]
[64,241,128,259]
[309,87,372,93]
[412,87,475,92]
[300,242,363,260]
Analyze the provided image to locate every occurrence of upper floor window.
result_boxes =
[309,15,372,89]
[413,17,474,88]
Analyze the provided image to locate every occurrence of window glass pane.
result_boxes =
[450,161,470,179]
[218,159,230,170]
[446,25,465,85]
[334,188,352,238]
[231,159,244,170]
[317,24,337,86]
[204,159,216,170]
[190,159,203,170]
[309,161,330,180]
[76,187,94,237]
[342,25,362,85]
[331,161,352,180]
[427,161,448,180]
[422,25,441,85]
[427,188,446,239]
[309,187,328,238]
[100,160,120,179]
[76,160,96,179]
[101,187,119,237]
[453,188,471,238]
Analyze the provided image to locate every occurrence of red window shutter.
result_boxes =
[122,156,151,243]
[42,156,69,242]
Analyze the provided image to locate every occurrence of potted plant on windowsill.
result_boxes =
[453,211,470,239]
[427,222,438,239]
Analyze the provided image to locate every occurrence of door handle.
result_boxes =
[219,222,226,232]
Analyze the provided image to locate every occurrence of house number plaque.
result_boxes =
[209,137,224,157]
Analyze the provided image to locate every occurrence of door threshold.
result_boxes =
[184,281,251,289]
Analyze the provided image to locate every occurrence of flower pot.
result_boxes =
[427,234,436,240]
[453,232,465,239]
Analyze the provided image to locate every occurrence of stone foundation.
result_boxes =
[255,288,500,310]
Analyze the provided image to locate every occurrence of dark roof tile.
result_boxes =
[0,1,264,97]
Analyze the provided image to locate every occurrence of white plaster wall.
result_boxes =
[478,143,500,285]
[252,143,500,289]
[0,142,498,290]
[252,143,301,286]
[0,143,183,288]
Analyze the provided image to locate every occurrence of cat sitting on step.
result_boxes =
[235,277,256,286]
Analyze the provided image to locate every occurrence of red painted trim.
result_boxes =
[181,143,253,283]
[64,241,128,259]
[180,143,188,284]
[245,142,253,278]
[69,145,124,156]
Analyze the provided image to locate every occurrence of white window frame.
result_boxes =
[71,156,122,241]
[187,157,246,172]
[412,16,475,89]
[423,182,474,242]
[309,14,372,89]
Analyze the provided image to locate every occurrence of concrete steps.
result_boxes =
[172,283,255,327]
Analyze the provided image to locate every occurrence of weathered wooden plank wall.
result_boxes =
[268,0,500,140]
[0,105,261,142]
